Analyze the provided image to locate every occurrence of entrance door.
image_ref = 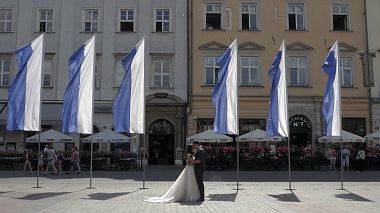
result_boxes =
[149,119,175,165]
[289,115,312,152]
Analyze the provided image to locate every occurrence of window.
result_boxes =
[240,57,260,85]
[155,9,170,32]
[288,4,305,30]
[332,4,349,31]
[114,57,125,87]
[205,4,221,30]
[43,57,53,87]
[0,9,12,32]
[119,9,134,32]
[205,57,219,85]
[340,57,352,87]
[0,56,11,86]
[153,59,171,88]
[83,9,99,32]
[38,9,53,32]
[289,56,308,86]
[241,4,258,30]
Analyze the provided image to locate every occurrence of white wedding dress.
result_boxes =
[143,165,200,203]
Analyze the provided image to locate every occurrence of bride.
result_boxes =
[143,153,200,203]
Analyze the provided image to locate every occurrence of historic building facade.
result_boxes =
[188,0,370,150]
[366,0,380,135]
[0,0,188,165]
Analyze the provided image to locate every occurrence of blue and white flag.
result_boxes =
[61,35,95,134]
[212,38,238,135]
[6,34,44,131]
[322,41,341,136]
[113,38,145,134]
[266,41,289,138]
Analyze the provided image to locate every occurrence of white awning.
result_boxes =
[186,130,232,144]
[365,130,380,142]
[237,129,283,142]
[83,129,131,143]
[318,130,365,143]
[26,129,74,143]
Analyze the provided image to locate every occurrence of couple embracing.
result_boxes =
[144,141,205,203]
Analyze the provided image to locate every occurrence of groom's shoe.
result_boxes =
[196,198,205,202]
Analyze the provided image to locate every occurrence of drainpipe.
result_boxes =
[364,0,373,133]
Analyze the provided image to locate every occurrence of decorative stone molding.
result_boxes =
[238,42,265,50]
[327,42,358,52]
[199,41,228,50]
[286,42,314,51]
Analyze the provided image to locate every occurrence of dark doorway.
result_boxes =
[149,119,175,165]
[289,115,312,148]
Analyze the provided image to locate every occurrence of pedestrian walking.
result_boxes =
[356,146,366,172]
[20,149,33,175]
[67,147,81,174]
[342,147,351,172]
[44,147,58,175]
[328,147,337,171]
[57,151,64,175]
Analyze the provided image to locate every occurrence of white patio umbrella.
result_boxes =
[237,129,283,142]
[186,129,232,145]
[318,130,365,143]
[83,129,132,143]
[26,129,74,143]
[83,129,131,189]
[365,130,380,145]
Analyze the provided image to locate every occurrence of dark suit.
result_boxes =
[194,146,205,200]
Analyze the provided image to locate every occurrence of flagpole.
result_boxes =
[36,132,41,188]
[142,134,147,189]
[235,135,239,190]
[35,33,45,189]
[89,34,96,189]
[89,139,93,189]
[287,137,292,190]
[340,137,344,190]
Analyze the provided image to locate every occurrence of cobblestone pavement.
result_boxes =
[0,167,379,213]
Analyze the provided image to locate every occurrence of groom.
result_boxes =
[192,141,205,202]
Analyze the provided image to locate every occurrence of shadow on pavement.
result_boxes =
[83,192,130,200]
[0,191,11,194]
[268,191,301,202]
[208,192,237,202]
[179,201,203,206]
[16,192,71,200]
[335,191,373,202]
[83,189,141,200]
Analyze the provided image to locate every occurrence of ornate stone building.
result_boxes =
[366,0,380,135]
[188,0,370,150]
[0,0,188,165]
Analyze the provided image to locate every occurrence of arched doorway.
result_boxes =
[149,119,175,165]
[289,115,312,148]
